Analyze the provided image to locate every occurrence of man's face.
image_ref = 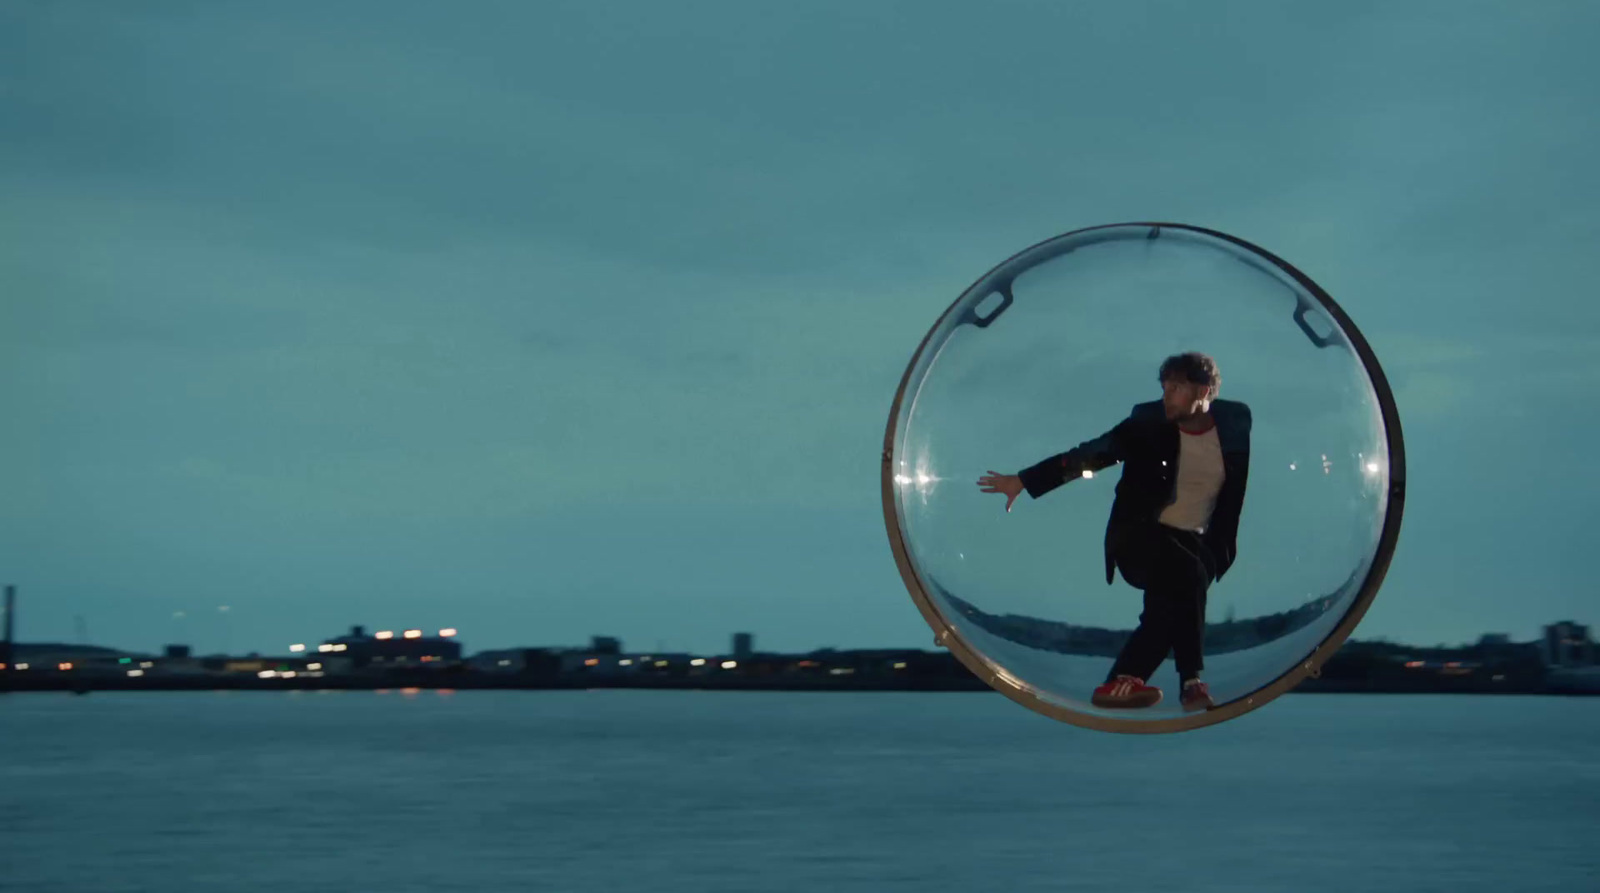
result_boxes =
[1161,376,1211,421]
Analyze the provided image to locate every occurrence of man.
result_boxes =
[975,352,1251,712]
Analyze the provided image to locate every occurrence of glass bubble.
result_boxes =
[882,223,1406,733]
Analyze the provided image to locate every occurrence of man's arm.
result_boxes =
[1015,419,1130,500]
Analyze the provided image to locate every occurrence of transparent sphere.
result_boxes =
[882,223,1406,733]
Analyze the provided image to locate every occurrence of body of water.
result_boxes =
[1,690,1595,892]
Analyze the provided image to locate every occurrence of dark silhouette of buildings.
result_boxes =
[1543,621,1593,667]
[316,625,463,669]
[0,580,1594,696]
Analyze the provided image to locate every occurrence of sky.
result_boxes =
[2,0,1597,658]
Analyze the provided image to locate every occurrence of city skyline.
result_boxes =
[4,3,1598,657]
[6,613,1590,704]
[3,580,1588,660]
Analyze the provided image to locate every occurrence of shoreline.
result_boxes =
[3,675,1592,696]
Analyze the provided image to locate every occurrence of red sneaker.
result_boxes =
[1091,675,1162,709]
[1181,680,1214,712]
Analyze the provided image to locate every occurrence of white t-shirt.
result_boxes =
[1158,426,1226,533]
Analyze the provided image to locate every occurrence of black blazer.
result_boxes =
[1016,399,1252,585]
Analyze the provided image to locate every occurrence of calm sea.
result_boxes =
[1,690,1595,893]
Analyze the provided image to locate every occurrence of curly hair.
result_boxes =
[1159,352,1221,400]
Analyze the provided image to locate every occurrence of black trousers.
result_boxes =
[1106,522,1217,684]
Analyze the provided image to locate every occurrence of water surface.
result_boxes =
[1,691,1595,892]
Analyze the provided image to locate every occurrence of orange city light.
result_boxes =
[439,628,458,638]
[58,662,74,671]
[375,631,395,640]
[403,629,422,639]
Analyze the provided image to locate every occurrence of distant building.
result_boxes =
[9,643,150,675]
[590,636,622,655]
[733,632,753,658]
[1542,622,1593,668]
[472,649,528,673]
[470,648,562,677]
[319,625,463,668]
[563,651,642,676]
[219,656,318,677]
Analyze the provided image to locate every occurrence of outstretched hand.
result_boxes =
[976,470,1023,513]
